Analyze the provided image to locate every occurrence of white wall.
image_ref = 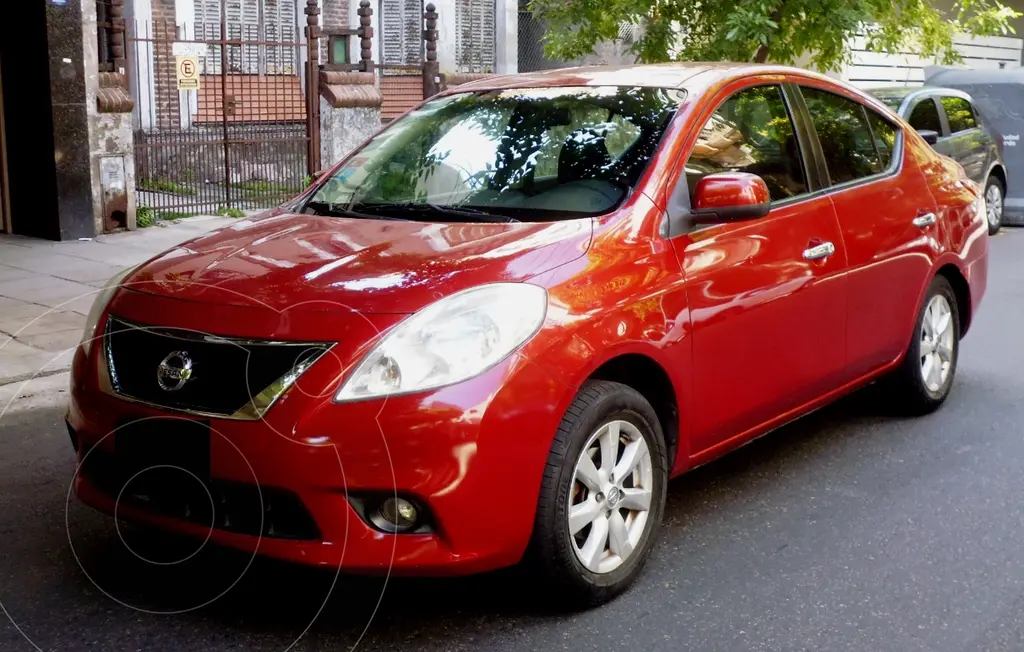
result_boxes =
[432,0,458,72]
[126,0,156,130]
[495,0,517,73]
[840,33,1024,89]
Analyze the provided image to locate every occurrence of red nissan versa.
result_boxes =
[68,63,988,606]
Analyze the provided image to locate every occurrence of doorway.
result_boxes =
[0,55,10,235]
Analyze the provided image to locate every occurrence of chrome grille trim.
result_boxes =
[100,316,335,421]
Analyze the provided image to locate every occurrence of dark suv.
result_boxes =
[870,86,1007,234]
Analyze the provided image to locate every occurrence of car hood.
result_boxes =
[122,210,592,314]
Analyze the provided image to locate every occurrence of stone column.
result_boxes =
[93,74,137,231]
[42,0,101,239]
[86,0,137,233]
[319,72,382,167]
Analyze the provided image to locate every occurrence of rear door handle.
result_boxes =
[803,241,835,261]
[913,212,937,228]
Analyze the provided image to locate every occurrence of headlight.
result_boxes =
[334,283,547,402]
[80,266,135,356]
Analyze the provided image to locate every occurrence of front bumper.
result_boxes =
[67,295,571,575]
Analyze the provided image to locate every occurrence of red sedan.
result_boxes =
[68,63,988,606]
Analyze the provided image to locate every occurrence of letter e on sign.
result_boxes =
[176,56,200,91]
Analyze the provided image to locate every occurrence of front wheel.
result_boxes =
[529,380,667,607]
[985,175,1004,235]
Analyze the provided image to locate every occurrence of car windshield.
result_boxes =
[303,85,684,222]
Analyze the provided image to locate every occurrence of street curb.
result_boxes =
[0,367,71,390]
[0,371,70,417]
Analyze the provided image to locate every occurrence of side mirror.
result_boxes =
[917,129,939,145]
[691,172,771,224]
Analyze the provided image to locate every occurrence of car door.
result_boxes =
[938,94,987,184]
[798,85,938,378]
[674,83,848,454]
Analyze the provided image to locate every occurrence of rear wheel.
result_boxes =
[885,276,960,415]
[530,380,667,607]
[986,175,1004,235]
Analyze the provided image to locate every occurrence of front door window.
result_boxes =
[685,85,808,202]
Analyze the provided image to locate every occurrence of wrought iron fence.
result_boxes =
[127,3,312,221]
[517,10,570,73]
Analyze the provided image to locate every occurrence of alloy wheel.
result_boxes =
[920,294,955,393]
[568,419,654,574]
[986,183,1003,229]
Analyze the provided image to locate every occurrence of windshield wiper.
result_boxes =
[304,200,408,221]
[351,202,518,223]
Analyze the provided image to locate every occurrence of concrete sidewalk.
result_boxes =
[0,216,237,387]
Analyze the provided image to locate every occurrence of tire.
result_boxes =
[528,380,668,608]
[985,175,1004,235]
[885,275,960,415]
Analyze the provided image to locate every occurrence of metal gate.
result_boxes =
[127,0,317,218]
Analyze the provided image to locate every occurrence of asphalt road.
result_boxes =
[2,230,1024,652]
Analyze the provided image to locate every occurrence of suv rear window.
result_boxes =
[941,96,977,133]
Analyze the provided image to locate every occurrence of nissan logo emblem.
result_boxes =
[157,351,194,392]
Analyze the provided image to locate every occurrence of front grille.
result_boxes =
[104,317,331,419]
[81,447,322,540]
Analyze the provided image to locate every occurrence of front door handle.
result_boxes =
[803,241,835,261]
[913,212,937,228]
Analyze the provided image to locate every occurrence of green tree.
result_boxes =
[528,0,1021,72]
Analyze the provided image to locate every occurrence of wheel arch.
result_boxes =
[585,352,681,473]
[936,263,972,337]
[988,163,1007,191]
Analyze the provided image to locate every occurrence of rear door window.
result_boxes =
[908,98,943,134]
[801,87,894,185]
[685,85,808,202]
[867,111,898,170]
[941,96,977,133]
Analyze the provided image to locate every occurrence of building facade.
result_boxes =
[3,0,1022,240]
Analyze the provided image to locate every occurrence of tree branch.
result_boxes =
[753,3,784,63]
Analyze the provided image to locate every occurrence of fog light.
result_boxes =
[373,497,419,533]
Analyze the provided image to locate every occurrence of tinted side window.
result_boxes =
[908,98,942,134]
[941,96,977,132]
[685,85,808,202]
[802,87,883,184]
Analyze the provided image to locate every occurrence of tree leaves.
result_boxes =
[528,0,1022,72]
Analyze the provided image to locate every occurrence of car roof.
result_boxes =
[927,65,1024,85]
[864,85,976,114]
[443,62,897,121]
[450,62,840,93]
